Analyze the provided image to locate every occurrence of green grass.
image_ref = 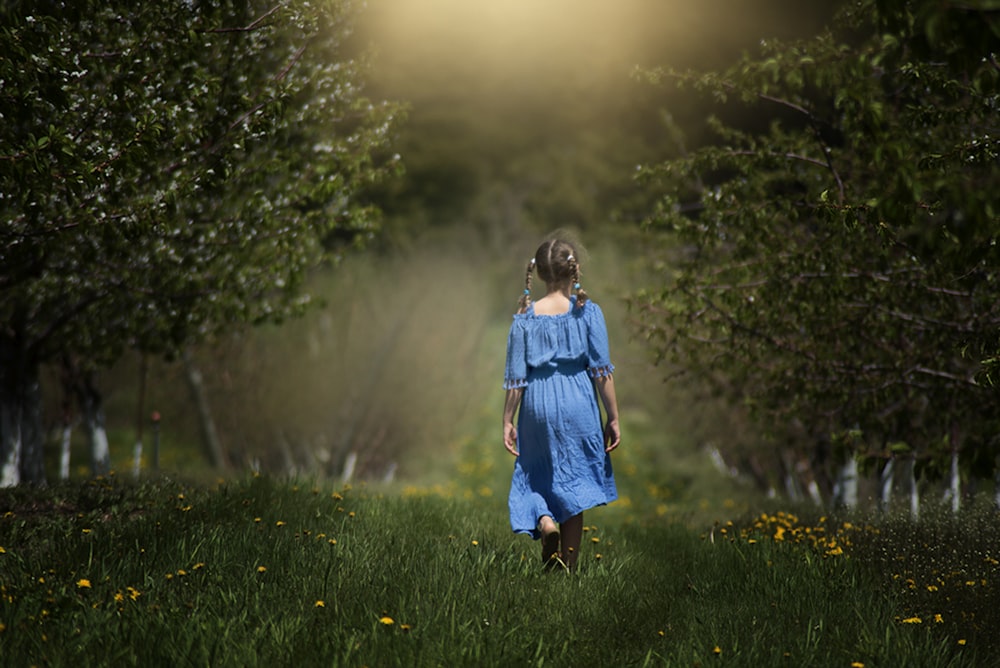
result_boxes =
[1,475,993,667]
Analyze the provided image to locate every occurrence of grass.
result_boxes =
[1,474,994,667]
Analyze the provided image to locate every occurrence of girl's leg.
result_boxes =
[560,513,583,572]
[538,515,560,564]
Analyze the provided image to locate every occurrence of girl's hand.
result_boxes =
[503,422,519,456]
[604,419,621,453]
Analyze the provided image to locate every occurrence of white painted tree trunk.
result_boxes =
[832,456,859,509]
[77,376,110,476]
[943,449,960,515]
[907,457,920,520]
[879,457,895,512]
[182,348,228,469]
[341,451,358,483]
[59,425,72,480]
[132,440,142,478]
[0,418,19,488]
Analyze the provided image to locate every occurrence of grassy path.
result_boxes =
[0,475,991,666]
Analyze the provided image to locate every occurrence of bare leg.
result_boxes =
[560,513,583,572]
[538,515,561,565]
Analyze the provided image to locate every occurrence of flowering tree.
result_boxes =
[633,0,1000,508]
[0,0,401,485]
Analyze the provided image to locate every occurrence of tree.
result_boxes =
[0,0,401,485]
[632,0,1000,506]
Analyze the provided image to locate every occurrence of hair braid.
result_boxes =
[569,255,589,307]
[516,258,535,313]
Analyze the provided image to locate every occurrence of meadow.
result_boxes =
[1,469,997,667]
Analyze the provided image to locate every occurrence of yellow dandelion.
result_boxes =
[380,616,394,625]
[747,539,757,544]
[254,517,262,523]
[591,537,600,543]
[331,492,343,501]
[0,622,5,633]
[471,540,479,546]
[275,521,286,527]
[257,566,267,573]
[958,639,967,646]
[127,587,141,600]
[400,623,412,632]
[165,573,173,580]
[315,600,325,608]
[193,562,205,571]
[76,578,91,588]
[851,662,865,668]
[328,539,337,545]
[713,646,722,655]
[114,592,125,603]
[0,546,5,554]
[348,511,356,518]
[901,616,922,624]
[926,585,938,592]
[594,554,603,560]
[934,614,944,623]
[81,529,91,534]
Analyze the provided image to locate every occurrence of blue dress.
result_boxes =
[503,297,618,538]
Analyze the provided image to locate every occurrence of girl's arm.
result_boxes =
[502,388,524,456]
[593,375,621,452]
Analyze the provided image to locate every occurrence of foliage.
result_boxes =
[1,0,400,363]
[0,0,401,483]
[0,475,989,666]
[631,0,1000,489]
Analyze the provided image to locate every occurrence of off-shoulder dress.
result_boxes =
[503,296,618,538]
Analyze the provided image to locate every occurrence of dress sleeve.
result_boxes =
[503,317,529,390]
[585,302,615,379]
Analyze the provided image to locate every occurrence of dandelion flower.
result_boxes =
[380,616,394,625]
[591,537,600,543]
[934,614,944,623]
[958,639,967,646]
[127,587,141,600]
[76,579,91,589]
[257,566,267,573]
[193,562,205,571]
[901,616,922,624]
[348,511,356,518]
[471,540,479,546]
[315,600,325,608]
[851,663,865,668]
[328,539,337,545]
[81,529,92,534]
[254,517,262,523]
[0,546,5,554]
[114,592,125,603]
[713,646,722,655]
[400,624,412,632]
[275,521,286,527]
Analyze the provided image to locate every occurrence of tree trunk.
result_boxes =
[0,334,46,487]
[879,456,895,513]
[831,456,858,509]
[75,371,110,476]
[944,448,960,515]
[907,456,920,520]
[59,424,72,480]
[182,348,229,470]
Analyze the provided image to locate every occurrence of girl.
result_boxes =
[502,237,620,572]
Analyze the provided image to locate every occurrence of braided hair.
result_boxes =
[516,238,589,311]
[516,258,535,313]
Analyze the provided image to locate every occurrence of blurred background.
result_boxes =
[59,0,838,524]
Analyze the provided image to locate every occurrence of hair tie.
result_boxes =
[574,283,581,290]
